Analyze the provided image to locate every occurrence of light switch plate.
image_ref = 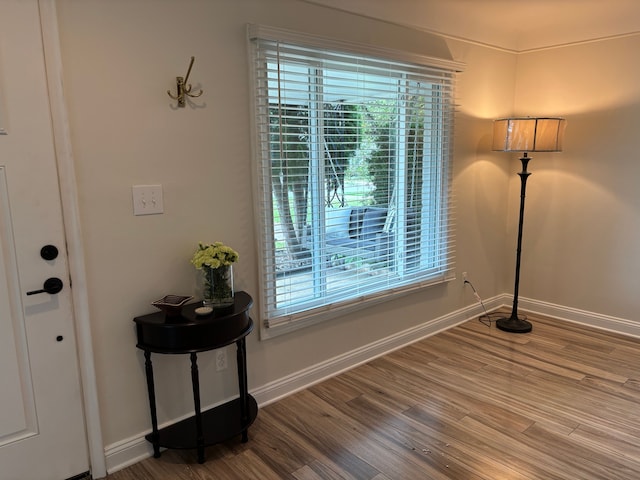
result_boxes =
[132,185,163,215]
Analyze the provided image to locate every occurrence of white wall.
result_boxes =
[54,0,514,465]
[512,35,640,321]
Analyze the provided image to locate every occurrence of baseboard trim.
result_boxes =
[104,435,155,474]
[518,296,640,338]
[105,295,639,473]
[251,296,504,407]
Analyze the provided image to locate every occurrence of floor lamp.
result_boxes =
[492,117,567,333]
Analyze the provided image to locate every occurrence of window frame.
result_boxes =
[248,25,464,338]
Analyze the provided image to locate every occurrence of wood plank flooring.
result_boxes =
[106,312,640,479]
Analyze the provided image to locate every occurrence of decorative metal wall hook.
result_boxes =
[167,56,203,107]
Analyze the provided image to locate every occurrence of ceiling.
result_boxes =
[302,0,640,52]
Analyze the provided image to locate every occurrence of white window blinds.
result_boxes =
[248,25,462,335]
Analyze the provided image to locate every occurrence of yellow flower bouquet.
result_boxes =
[191,241,239,269]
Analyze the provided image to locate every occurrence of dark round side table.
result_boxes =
[133,291,257,463]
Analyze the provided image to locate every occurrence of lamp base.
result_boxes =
[496,316,532,333]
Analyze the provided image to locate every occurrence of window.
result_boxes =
[249,25,462,335]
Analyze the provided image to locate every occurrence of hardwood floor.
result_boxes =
[107,312,640,479]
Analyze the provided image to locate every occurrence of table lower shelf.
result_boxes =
[145,395,258,449]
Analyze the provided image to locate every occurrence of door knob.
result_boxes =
[26,277,64,296]
[40,245,59,261]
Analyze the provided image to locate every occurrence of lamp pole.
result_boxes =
[497,152,533,333]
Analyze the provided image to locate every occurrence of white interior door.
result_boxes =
[0,1,90,479]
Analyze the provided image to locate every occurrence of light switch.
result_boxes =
[132,185,164,215]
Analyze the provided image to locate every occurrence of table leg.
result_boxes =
[144,350,161,458]
[190,352,205,463]
[236,337,249,442]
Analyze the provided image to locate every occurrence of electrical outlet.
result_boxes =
[462,271,468,282]
[215,348,227,371]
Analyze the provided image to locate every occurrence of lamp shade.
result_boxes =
[492,117,566,152]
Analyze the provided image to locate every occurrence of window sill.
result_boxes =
[259,274,454,340]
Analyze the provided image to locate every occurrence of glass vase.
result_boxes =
[202,265,234,308]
